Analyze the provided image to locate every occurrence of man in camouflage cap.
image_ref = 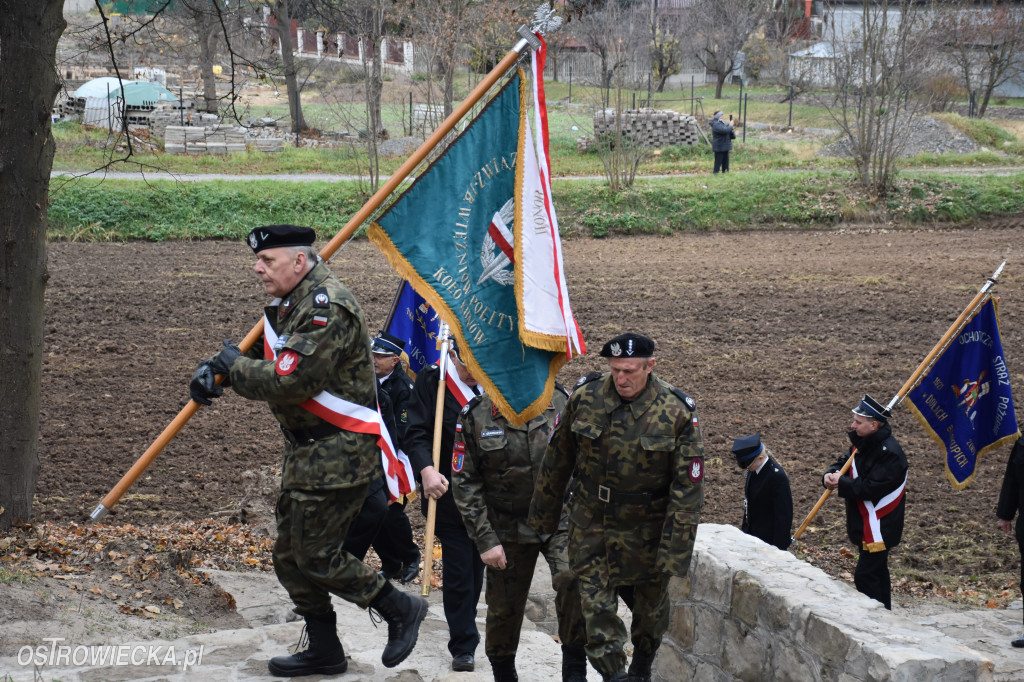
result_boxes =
[453,385,587,682]
[528,332,705,682]
[188,225,428,677]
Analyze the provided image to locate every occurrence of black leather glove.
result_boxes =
[189,361,222,406]
[210,339,242,376]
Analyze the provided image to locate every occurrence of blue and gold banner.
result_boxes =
[368,72,565,425]
[384,280,441,378]
[906,295,1020,489]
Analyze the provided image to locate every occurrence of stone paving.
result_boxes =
[3,552,1024,681]
[0,565,606,682]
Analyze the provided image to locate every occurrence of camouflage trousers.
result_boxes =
[576,572,670,675]
[273,485,386,618]
[484,531,586,662]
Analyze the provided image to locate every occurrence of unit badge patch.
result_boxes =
[689,457,704,483]
[452,441,466,472]
[276,350,300,376]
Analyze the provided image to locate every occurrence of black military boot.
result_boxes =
[369,581,430,668]
[627,650,656,682]
[267,611,347,677]
[602,673,629,682]
[561,644,588,682]
[491,655,518,681]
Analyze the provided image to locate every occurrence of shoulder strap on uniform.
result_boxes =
[554,381,571,398]
[461,393,485,416]
[574,371,603,391]
[670,387,697,411]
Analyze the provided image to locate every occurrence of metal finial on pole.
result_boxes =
[530,4,563,36]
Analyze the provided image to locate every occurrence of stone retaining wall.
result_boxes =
[654,524,994,681]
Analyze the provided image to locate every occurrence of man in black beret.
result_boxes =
[823,394,908,610]
[733,433,793,550]
[188,225,429,676]
[530,332,705,682]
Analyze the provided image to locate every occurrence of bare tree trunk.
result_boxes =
[714,73,726,99]
[273,0,307,133]
[195,5,220,115]
[441,43,457,117]
[364,1,385,190]
[0,0,65,530]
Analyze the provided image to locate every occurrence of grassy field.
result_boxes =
[48,79,1024,240]
[47,172,1024,241]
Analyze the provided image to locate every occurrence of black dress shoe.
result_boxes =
[1012,634,1024,648]
[398,561,420,584]
[452,653,475,671]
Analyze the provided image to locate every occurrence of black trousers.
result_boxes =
[434,506,485,657]
[854,548,891,610]
[1018,535,1024,624]
[372,500,420,573]
[713,150,730,173]
[341,478,388,561]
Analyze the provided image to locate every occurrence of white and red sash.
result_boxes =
[263,314,415,501]
[850,457,907,553]
[443,353,481,407]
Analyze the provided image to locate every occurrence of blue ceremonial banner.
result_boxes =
[384,280,441,377]
[906,295,1020,489]
[368,71,566,425]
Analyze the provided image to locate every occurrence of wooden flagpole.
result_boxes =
[792,261,1006,541]
[90,24,546,522]
[421,322,452,596]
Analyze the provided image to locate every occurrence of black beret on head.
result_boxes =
[247,225,316,254]
[599,332,655,359]
[732,433,764,467]
[372,331,406,356]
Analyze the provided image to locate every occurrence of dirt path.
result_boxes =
[17,223,1024,638]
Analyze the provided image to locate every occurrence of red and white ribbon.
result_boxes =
[443,353,481,407]
[850,458,907,552]
[263,313,415,501]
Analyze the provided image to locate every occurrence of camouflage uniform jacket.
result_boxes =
[227,261,381,492]
[528,372,705,580]
[453,388,569,553]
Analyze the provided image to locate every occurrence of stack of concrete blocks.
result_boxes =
[252,135,285,153]
[149,103,199,141]
[204,125,248,155]
[163,125,209,155]
[589,108,700,150]
[163,123,252,155]
[654,524,993,682]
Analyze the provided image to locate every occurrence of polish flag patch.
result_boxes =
[276,350,300,376]
[312,315,328,327]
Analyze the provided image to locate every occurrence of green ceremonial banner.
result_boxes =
[368,71,565,426]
